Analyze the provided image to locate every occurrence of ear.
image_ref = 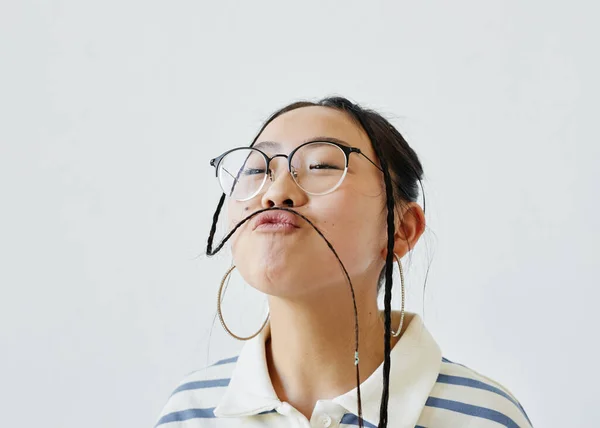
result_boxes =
[380,202,426,261]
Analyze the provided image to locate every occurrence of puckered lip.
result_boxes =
[252,211,300,231]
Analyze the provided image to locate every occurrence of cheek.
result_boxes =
[345,171,386,199]
[226,200,244,224]
[226,203,252,251]
[316,194,384,266]
[322,185,383,228]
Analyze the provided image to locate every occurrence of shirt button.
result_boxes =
[320,414,332,427]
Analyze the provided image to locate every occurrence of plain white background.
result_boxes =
[1,1,598,427]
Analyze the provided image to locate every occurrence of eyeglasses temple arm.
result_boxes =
[354,149,384,172]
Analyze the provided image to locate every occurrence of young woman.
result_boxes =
[154,97,534,428]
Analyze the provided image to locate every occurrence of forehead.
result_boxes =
[254,106,374,156]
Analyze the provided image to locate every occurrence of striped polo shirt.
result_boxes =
[154,312,533,427]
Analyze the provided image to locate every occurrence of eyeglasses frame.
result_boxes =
[209,139,384,201]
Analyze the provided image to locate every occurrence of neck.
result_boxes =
[264,282,409,420]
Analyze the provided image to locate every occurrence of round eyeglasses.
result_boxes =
[209,140,383,201]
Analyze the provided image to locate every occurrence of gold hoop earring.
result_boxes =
[391,253,406,337]
[217,265,270,341]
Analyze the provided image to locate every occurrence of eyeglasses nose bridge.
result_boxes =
[265,153,292,182]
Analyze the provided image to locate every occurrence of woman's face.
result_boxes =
[227,106,388,299]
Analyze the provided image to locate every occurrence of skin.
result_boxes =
[226,106,426,420]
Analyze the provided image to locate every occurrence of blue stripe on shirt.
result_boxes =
[211,356,239,366]
[340,413,427,428]
[155,407,278,426]
[425,396,520,427]
[171,378,230,396]
[155,407,216,426]
[436,373,531,424]
[440,358,532,425]
[340,413,377,428]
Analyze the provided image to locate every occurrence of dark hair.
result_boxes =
[207,96,427,428]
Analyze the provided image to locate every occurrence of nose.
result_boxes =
[260,157,308,208]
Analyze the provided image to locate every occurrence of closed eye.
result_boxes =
[242,168,266,175]
[309,163,341,170]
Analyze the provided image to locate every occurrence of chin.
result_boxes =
[244,266,310,298]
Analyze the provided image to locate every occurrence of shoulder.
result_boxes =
[154,355,239,427]
[418,356,534,427]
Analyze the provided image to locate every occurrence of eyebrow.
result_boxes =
[253,136,351,150]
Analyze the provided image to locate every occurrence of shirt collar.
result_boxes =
[332,312,442,427]
[214,311,442,427]
[213,319,280,417]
